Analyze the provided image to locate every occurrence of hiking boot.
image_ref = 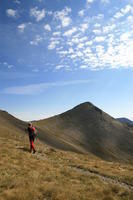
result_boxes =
[33,150,36,154]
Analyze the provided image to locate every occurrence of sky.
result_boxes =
[1,0,133,121]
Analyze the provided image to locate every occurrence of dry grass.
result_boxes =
[1,129,133,200]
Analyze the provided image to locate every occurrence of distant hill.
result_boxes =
[117,118,133,126]
[0,109,83,154]
[34,102,133,162]
[0,110,27,138]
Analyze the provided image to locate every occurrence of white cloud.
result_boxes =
[53,6,133,71]
[114,12,123,19]
[23,2,133,72]
[63,27,77,37]
[70,54,77,59]
[94,36,105,42]
[70,37,79,44]
[80,23,89,32]
[30,35,43,45]
[18,23,26,33]
[48,43,56,50]
[48,40,59,50]
[47,11,53,16]
[114,5,133,19]
[53,32,61,36]
[127,15,133,22]
[103,24,116,33]
[56,47,63,52]
[87,0,95,3]
[95,14,104,20]
[120,32,131,41]
[8,65,14,69]
[62,17,71,27]
[55,65,70,70]
[85,40,93,46]
[6,9,18,18]
[68,48,74,54]
[78,10,85,17]
[30,7,45,21]
[76,51,83,58]
[77,43,84,49]
[54,7,72,27]
[121,5,133,15]
[55,65,64,70]
[44,24,51,31]
[94,23,101,28]
[80,65,88,69]
[83,47,92,54]
[4,80,92,95]
[3,62,8,65]
[95,45,105,57]
[54,7,71,18]
[79,36,88,42]
[14,0,20,4]
[53,7,133,71]
[2,62,14,69]
[93,29,101,35]
[101,0,110,4]
[57,50,68,57]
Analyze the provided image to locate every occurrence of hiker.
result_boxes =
[26,123,37,153]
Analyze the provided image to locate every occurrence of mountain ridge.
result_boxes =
[117,117,133,126]
[1,102,133,162]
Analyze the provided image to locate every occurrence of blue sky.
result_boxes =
[1,0,133,121]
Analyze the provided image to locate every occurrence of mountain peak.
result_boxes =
[0,110,9,116]
[72,102,102,114]
[73,102,94,109]
[75,102,94,107]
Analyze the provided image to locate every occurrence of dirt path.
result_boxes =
[35,150,133,191]
[69,165,133,191]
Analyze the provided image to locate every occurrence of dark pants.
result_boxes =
[29,136,35,152]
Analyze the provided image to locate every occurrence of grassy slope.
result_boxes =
[1,128,133,200]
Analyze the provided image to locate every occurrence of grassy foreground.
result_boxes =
[1,130,133,200]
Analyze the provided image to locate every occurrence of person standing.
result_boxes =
[27,123,37,153]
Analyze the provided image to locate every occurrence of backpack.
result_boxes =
[32,126,37,137]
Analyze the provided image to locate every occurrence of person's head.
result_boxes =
[28,122,32,127]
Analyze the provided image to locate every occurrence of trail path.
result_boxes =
[68,165,133,191]
[34,149,133,191]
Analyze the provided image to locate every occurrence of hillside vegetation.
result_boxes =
[1,126,133,200]
[1,103,133,199]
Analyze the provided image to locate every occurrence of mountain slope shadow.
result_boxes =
[34,102,133,162]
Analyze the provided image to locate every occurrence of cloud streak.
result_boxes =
[4,80,92,95]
